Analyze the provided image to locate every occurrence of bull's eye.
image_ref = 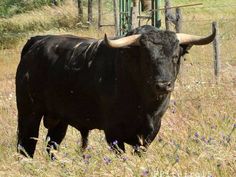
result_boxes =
[172,56,179,64]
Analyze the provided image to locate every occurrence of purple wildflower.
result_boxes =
[112,140,118,146]
[122,156,128,162]
[207,137,213,144]
[83,154,91,164]
[201,136,206,142]
[83,154,91,159]
[175,155,180,163]
[233,123,236,129]
[194,132,199,138]
[141,169,149,177]
[103,156,112,165]
[86,145,92,150]
[83,154,92,164]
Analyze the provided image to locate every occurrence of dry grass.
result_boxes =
[0,0,236,176]
[0,0,115,48]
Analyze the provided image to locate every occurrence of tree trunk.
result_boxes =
[78,0,83,22]
[88,0,93,24]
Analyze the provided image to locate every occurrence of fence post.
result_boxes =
[113,0,119,36]
[165,0,171,30]
[212,21,220,82]
[175,7,182,32]
[98,0,101,28]
[131,6,138,30]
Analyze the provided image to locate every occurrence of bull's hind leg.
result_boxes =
[44,118,68,160]
[17,112,42,158]
[80,129,89,150]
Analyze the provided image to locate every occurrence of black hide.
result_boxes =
[16,25,187,158]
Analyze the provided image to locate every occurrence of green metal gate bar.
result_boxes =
[118,0,160,36]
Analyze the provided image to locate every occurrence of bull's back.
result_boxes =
[21,36,48,58]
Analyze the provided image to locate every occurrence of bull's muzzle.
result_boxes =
[156,81,174,93]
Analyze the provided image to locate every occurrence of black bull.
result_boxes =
[16,25,215,158]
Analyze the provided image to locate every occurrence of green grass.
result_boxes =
[0,0,57,18]
[0,0,114,48]
[0,0,236,176]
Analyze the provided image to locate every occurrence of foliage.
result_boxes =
[0,0,56,18]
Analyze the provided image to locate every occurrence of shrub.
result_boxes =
[0,0,62,17]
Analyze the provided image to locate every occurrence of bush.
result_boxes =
[0,0,58,17]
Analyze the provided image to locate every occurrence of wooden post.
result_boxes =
[98,0,101,28]
[131,6,138,30]
[78,0,83,22]
[165,0,171,31]
[113,0,119,36]
[131,0,139,30]
[88,0,93,24]
[175,7,182,32]
[212,22,220,81]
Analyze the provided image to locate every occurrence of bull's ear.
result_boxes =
[180,44,192,56]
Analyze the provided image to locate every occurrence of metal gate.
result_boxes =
[118,0,161,35]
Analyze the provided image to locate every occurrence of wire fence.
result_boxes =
[186,4,236,9]
[155,3,236,88]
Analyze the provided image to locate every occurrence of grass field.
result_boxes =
[0,0,235,176]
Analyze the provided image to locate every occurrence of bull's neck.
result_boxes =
[154,93,171,115]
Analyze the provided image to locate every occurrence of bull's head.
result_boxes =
[104,25,216,94]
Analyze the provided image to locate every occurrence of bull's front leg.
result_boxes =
[104,132,125,154]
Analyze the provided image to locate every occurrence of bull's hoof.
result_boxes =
[132,145,147,157]
[17,144,33,158]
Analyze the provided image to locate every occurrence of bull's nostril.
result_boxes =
[156,81,173,92]
[166,84,173,91]
[167,81,172,87]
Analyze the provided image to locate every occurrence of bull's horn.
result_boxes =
[176,25,216,45]
[104,34,141,48]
